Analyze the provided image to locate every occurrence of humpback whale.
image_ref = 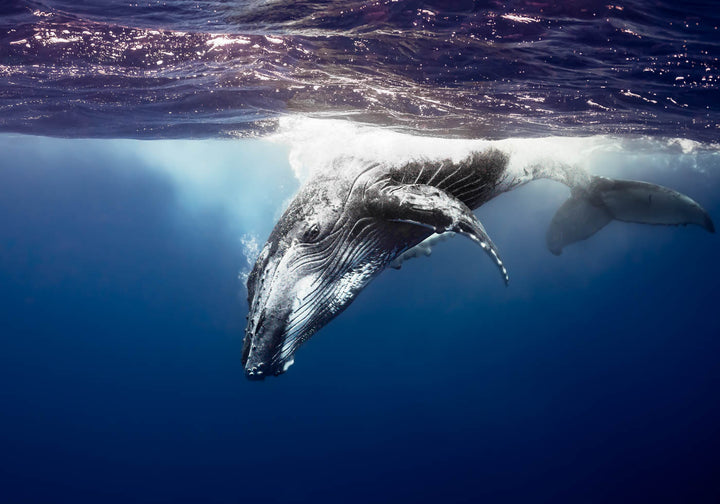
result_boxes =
[242,150,714,379]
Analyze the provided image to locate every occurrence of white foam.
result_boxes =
[269,116,720,184]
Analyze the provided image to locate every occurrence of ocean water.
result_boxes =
[1,1,720,503]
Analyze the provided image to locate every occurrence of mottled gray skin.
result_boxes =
[242,150,713,379]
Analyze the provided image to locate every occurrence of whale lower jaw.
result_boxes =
[245,357,294,380]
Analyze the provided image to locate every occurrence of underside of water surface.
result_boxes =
[1,0,719,140]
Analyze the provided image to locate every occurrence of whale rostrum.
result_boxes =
[242,149,714,379]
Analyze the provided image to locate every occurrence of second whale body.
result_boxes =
[242,149,714,379]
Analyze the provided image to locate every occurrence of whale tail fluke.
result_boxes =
[546,176,714,255]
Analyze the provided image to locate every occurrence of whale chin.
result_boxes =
[242,316,299,380]
[245,357,295,381]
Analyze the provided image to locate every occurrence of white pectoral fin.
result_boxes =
[547,176,715,255]
[367,182,509,285]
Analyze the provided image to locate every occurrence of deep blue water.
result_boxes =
[2,1,720,503]
[1,134,719,503]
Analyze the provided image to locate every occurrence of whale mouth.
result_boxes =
[244,356,295,380]
[242,305,298,380]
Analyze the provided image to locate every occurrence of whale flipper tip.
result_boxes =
[705,215,715,233]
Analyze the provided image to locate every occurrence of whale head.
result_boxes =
[241,175,417,379]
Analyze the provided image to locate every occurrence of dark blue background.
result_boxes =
[1,135,719,503]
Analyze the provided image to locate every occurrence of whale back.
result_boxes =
[385,149,509,211]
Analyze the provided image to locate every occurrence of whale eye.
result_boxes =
[301,223,321,242]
